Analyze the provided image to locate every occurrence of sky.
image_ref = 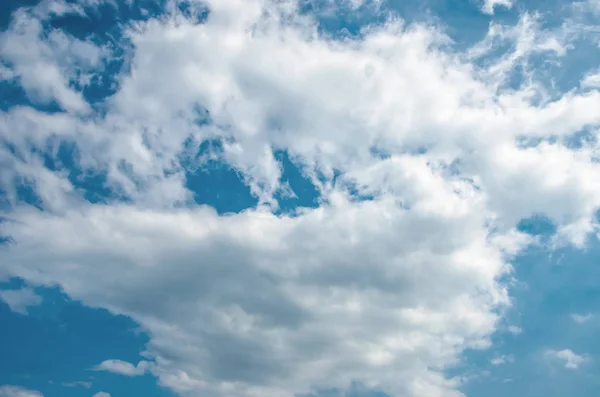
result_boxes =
[1,0,600,396]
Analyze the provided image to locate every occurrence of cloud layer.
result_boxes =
[2,0,600,396]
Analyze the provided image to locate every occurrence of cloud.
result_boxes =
[507,326,522,335]
[545,349,587,369]
[582,70,600,88]
[62,381,92,389]
[0,8,107,114]
[481,0,513,15]
[1,0,600,397]
[571,313,594,324]
[0,287,42,315]
[0,386,43,397]
[92,393,111,397]
[93,360,149,377]
[490,354,515,365]
[6,199,514,397]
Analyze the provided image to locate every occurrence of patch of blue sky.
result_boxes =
[183,139,321,214]
[273,150,321,213]
[304,0,513,46]
[184,147,260,214]
[449,213,600,397]
[0,278,173,397]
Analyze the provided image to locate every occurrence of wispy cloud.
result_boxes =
[571,313,594,324]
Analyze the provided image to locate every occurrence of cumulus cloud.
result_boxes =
[545,349,587,369]
[0,386,43,397]
[1,0,600,397]
[0,287,42,315]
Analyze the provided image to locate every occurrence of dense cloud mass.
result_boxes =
[2,0,600,396]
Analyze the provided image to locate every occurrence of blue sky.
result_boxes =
[2,0,600,397]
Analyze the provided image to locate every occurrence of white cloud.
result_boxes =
[0,386,43,397]
[571,313,594,324]
[93,360,149,377]
[0,287,42,315]
[92,392,111,397]
[546,349,587,369]
[481,0,513,15]
[2,0,600,397]
[5,198,512,397]
[0,9,107,114]
[582,70,600,88]
[490,354,514,365]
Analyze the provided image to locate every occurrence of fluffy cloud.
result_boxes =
[92,392,111,397]
[5,198,513,397]
[0,287,42,315]
[0,386,42,397]
[0,8,106,114]
[2,0,600,397]
[545,349,587,369]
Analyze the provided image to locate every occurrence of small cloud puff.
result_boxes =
[491,354,515,365]
[92,360,149,377]
[92,393,110,397]
[545,349,587,369]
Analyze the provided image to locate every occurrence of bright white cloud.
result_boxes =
[0,287,42,315]
[92,392,111,397]
[2,0,600,397]
[0,386,42,397]
[546,349,587,369]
